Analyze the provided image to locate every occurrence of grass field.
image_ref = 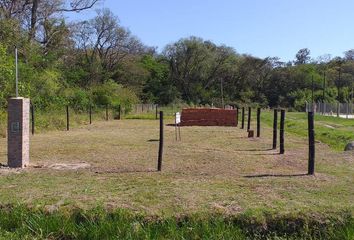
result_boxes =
[261,111,354,151]
[0,111,353,239]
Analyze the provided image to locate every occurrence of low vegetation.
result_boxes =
[0,206,352,239]
[261,111,354,151]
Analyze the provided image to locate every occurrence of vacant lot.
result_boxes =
[0,117,353,218]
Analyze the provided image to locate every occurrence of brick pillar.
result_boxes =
[7,97,30,168]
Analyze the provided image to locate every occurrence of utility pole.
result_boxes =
[337,67,341,101]
[311,75,314,112]
[311,75,314,104]
[15,47,18,98]
[322,71,326,102]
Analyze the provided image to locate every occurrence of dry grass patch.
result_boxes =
[0,119,353,216]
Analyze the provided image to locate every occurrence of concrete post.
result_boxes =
[7,97,30,168]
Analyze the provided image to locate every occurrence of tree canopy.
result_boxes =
[1,1,354,111]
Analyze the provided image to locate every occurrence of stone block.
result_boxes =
[7,97,30,168]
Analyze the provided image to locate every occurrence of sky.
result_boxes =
[66,0,354,62]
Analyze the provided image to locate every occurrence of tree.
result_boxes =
[294,48,311,65]
[141,55,175,104]
[74,9,147,84]
[163,37,238,104]
[0,0,100,42]
[344,49,354,61]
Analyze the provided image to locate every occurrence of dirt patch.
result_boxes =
[0,166,24,176]
[46,163,91,170]
[211,202,243,215]
[323,124,335,129]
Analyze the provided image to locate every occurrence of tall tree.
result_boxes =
[295,48,311,65]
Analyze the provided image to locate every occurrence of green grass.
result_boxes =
[260,111,354,151]
[0,109,353,238]
[0,206,352,239]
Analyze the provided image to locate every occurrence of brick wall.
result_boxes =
[180,108,237,126]
[7,98,30,168]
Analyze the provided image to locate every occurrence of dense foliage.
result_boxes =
[1,1,354,111]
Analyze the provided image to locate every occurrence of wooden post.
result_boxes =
[175,112,178,141]
[272,109,278,149]
[66,105,69,131]
[30,103,34,135]
[158,111,164,171]
[308,111,315,175]
[155,104,158,120]
[256,108,261,137]
[236,107,239,127]
[247,107,251,131]
[106,105,108,121]
[280,109,285,154]
[89,104,92,124]
[241,107,245,129]
[178,124,181,141]
[118,105,121,120]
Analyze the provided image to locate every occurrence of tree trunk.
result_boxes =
[29,0,39,42]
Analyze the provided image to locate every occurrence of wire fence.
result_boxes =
[305,102,354,119]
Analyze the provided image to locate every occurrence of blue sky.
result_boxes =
[67,0,354,62]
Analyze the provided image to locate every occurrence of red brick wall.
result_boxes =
[180,108,237,126]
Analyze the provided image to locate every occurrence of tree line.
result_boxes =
[1,0,354,111]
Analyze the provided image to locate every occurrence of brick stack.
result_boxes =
[180,108,237,126]
[7,97,30,168]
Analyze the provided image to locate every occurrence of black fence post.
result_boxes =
[106,105,108,121]
[118,105,121,120]
[257,108,261,137]
[236,107,239,127]
[155,104,158,120]
[89,104,92,124]
[247,107,251,131]
[241,107,245,129]
[308,111,315,175]
[280,109,285,154]
[157,111,164,171]
[272,109,278,149]
[31,103,35,135]
[66,105,69,131]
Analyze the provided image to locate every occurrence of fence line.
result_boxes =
[305,102,354,118]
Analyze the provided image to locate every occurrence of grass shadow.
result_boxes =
[93,168,158,174]
[234,148,274,152]
[252,153,281,155]
[244,173,308,178]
